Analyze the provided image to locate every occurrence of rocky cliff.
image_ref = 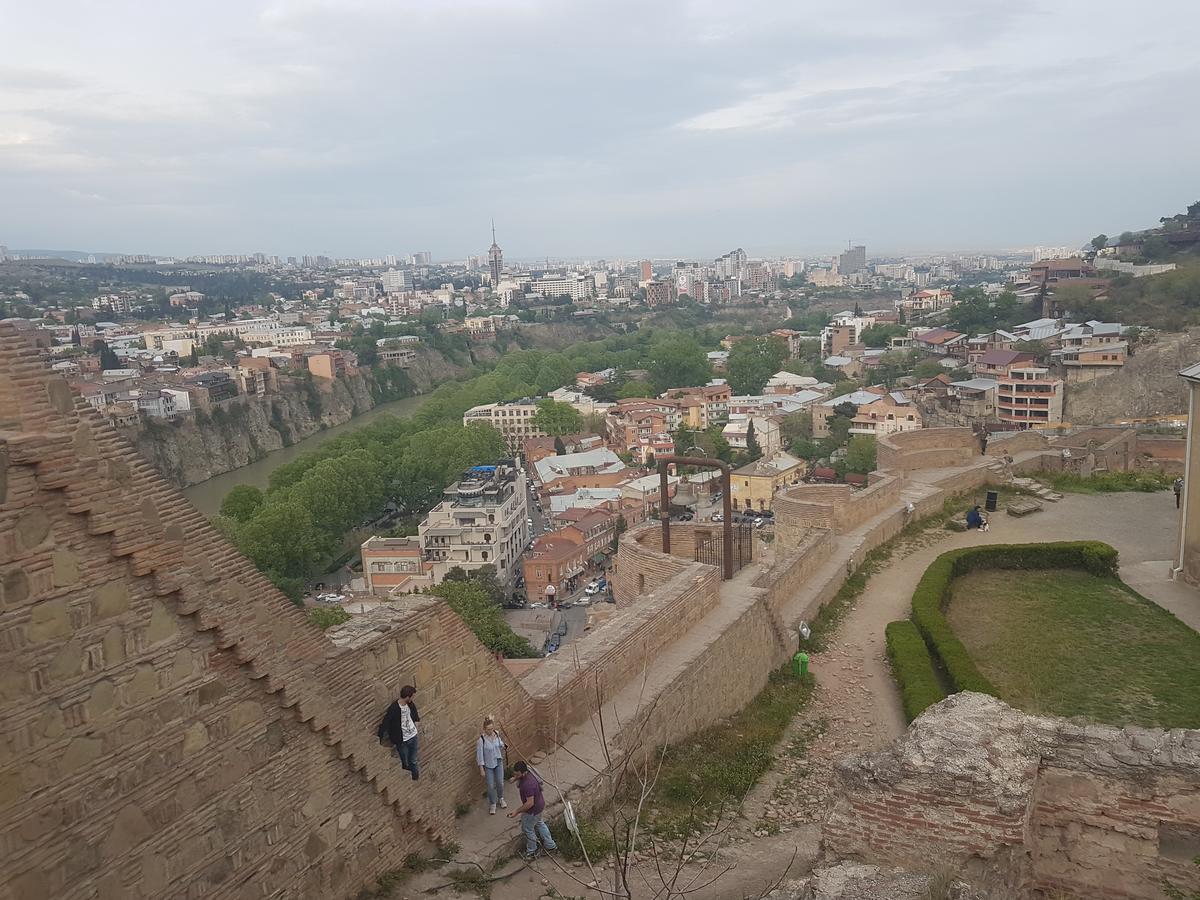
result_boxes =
[129,370,384,487]
[1064,328,1198,423]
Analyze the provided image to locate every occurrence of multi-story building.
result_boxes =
[722,413,782,455]
[381,269,410,293]
[418,462,529,583]
[643,279,675,308]
[769,328,808,359]
[361,536,434,595]
[820,312,876,356]
[849,393,923,436]
[639,260,653,281]
[489,223,504,284]
[996,366,1064,428]
[307,350,347,379]
[897,289,955,314]
[714,248,747,281]
[973,349,1036,379]
[532,274,594,301]
[731,451,805,512]
[660,384,731,430]
[838,245,867,275]
[184,371,239,408]
[522,530,587,604]
[463,400,544,452]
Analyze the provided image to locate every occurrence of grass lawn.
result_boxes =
[947,569,1200,728]
[638,667,814,836]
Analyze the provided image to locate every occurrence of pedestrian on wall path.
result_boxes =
[377,684,420,780]
[1175,477,1184,509]
[508,761,557,859]
[476,715,508,815]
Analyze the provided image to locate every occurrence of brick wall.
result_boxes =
[324,598,541,813]
[825,693,1200,900]
[610,524,692,605]
[521,564,721,746]
[773,477,901,542]
[985,430,1049,455]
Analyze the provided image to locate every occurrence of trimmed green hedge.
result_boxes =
[885,620,946,722]
[910,541,1119,697]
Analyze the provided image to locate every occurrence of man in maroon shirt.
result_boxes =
[507,761,558,859]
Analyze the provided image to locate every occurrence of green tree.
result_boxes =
[532,399,583,436]
[647,334,710,391]
[96,340,121,370]
[308,607,351,630]
[779,412,812,447]
[727,335,788,395]
[859,323,907,347]
[845,435,877,474]
[745,419,762,461]
[219,485,265,522]
[431,579,538,657]
[554,435,567,455]
[617,380,655,399]
[1090,234,1109,252]
[791,438,821,461]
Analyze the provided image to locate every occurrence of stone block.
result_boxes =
[182,721,210,754]
[61,736,102,774]
[102,625,125,665]
[146,601,179,644]
[48,639,83,681]
[86,680,118,722]
[51,550,79,588]
[15,508,51,552]
[197,680,228,706]
[100,803,153,861]
[28,597,70,643]
[126,663,160,704]
[229,700,263,733]
[1,567,30,608]
[93,581,130,620]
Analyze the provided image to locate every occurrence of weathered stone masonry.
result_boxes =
[0,324,540,900]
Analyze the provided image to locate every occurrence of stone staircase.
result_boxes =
[4,384,456,850]
[983,459,1063,503]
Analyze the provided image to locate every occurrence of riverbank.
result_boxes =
[181,391,427,516]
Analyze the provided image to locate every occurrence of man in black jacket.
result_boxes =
[377,685,420,780]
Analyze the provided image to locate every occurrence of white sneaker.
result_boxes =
[489,803,497,815]
[499,798,508,809]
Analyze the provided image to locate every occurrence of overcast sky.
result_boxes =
[2,0,1198,260]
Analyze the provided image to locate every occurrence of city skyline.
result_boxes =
[2,0,1198,258]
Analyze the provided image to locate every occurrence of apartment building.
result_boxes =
[463,400,545,452]
[897,289,955,314]
[849,392,923,436]
[973,349,1036,379]
[660,384,731,429]
[820,313,875,356]
[722,414,782,455]
[1053,322,1128,383]
[418,462,530,583]
[996,366,1064,428]
[912,326,967,357]
[522,531,587,603]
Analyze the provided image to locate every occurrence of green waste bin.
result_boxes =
[792,652,809,678]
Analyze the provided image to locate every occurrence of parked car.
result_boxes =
[584,581,600,595]
[576,596,591,607]
[711,513,723,522]
[753,518,765,528]
[596,577,608,591]
[758,509,774,518]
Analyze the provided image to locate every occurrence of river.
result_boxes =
[182,394,427,517]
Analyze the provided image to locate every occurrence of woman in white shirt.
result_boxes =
[476,715,507,814]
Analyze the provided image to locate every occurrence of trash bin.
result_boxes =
[985,490,999,512]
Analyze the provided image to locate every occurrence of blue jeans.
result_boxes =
[484,765,505,805]
[521,812,556,855]
[398,735,419,780]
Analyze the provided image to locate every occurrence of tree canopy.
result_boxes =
[945,287,1028,335]
[647,334,711,392]
[727,335,788,395]
[532,399,583,436]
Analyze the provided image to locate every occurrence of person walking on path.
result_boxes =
[1175,477,1184,509]
[377,685,420,780]
[508,761,557,860]
[476,715,508,815]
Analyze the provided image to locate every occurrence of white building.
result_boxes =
[418,462,530,583]
[462,400,545,452]
[381,269,410,293]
